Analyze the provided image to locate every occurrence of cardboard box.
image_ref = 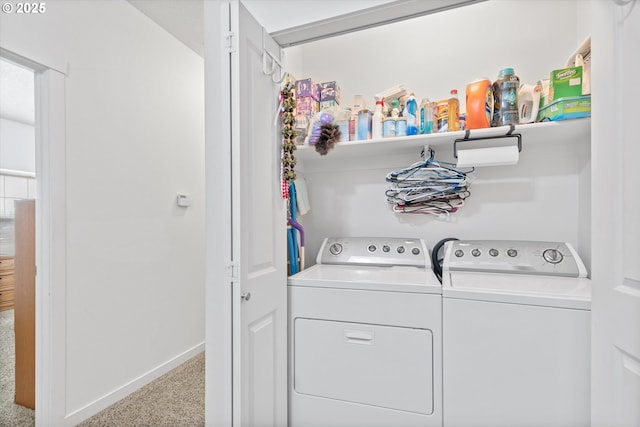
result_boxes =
[320,81,341,103]
[296,96,319,117]
[548,66,583,103]
[295,79,319,101]
[537,95,590,121]
[320,100,340,111]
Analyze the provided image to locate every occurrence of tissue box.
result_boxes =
[296,96,319,117]
[548,66,583,103]
[320,81,341,103]
[295,79,320,101]
[537,95,591,121]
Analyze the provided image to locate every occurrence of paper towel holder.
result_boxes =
[453,125,522,159]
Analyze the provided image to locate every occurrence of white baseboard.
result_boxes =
[62,341,205,426]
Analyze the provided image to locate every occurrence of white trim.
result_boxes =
[204,1,234,426]
[271,0,485,47]
[0,46,67,75]
[62,343,205,426]
[34,66,67,427]
[0,169,36,178]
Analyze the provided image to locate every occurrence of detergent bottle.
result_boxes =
[492,67,520,126]
[405,93,418,135]
[465,78,494,129]
[517,82,542,124]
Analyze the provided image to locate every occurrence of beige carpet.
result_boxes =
[78,352,205,427]
[1,307,204,427]
[0,309,35,427]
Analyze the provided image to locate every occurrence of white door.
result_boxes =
[204,1,288,426]
[591,1,640,426]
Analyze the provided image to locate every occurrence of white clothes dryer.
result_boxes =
[441,240,591,427]
[288,237,442,427]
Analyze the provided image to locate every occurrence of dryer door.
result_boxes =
[293,318,433,414]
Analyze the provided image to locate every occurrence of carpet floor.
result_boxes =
[78,352,205,427]
[1,307,204,426]
[0,309,35,427]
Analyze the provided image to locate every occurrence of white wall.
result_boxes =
[286,0,590,265]
[0,0,205,421]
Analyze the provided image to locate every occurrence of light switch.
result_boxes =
[177,194,191,207]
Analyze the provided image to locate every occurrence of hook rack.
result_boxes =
[262,28,286,84]
[453,125,522,159]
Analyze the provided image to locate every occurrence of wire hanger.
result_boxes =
[386,146,473,217]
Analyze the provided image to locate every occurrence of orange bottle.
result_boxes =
[448,89,460,131]
[465,78,494,129]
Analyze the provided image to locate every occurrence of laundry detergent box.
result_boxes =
[320,81,341,103]
[537,95,591,121]
[548,66,583,103]
[295,78,320,101]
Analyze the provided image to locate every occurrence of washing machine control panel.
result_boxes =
[444,240,587,278]
[318,237,430,268]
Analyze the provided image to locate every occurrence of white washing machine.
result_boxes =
[288,237,442,427]
[441,240,591,427]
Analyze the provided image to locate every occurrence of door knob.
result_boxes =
[241,292,251,301]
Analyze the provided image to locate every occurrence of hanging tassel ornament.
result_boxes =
[280,80,297,198]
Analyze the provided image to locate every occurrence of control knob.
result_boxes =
[329,243,343,256]
[543,248,564,264]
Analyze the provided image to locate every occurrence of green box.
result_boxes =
[549,66,583,102]
[537,95,591,121]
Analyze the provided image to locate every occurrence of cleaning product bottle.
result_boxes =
[448,89,460,132]
[465,78,494,129]
[492,67,520,126]
[372,98,384,139]
[351,95,366,140]
[517,82,542,124]
[405,93,418,135]
[419,98,431,134]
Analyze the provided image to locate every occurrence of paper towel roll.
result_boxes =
[456,145,519,167]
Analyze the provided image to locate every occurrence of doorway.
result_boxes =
[0,57,36,426]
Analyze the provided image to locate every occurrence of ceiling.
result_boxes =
[126,0,395,57]
[127,0,483,56]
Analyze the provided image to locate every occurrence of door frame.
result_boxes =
[0,47,67,426]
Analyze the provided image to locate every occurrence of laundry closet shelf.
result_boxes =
[295,117,591,163]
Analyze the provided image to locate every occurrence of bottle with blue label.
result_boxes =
[405,93,418,135]
[492,67,520,127]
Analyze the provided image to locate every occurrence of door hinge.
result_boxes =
[225,31,235,53]
[226,261,238,283]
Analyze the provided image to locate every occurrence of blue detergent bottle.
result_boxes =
[405,93,418,135]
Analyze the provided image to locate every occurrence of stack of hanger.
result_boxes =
[386,147,472,217]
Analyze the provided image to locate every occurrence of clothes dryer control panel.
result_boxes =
[317,237,430,268]
[444,240,587,278]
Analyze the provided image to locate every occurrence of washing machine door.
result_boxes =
[293,318,434,415]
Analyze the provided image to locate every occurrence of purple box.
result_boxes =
[296,96,319,117]
[295,79,320,101]
[320,81,341,103]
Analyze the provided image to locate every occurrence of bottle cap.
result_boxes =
[499,67,515,76]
